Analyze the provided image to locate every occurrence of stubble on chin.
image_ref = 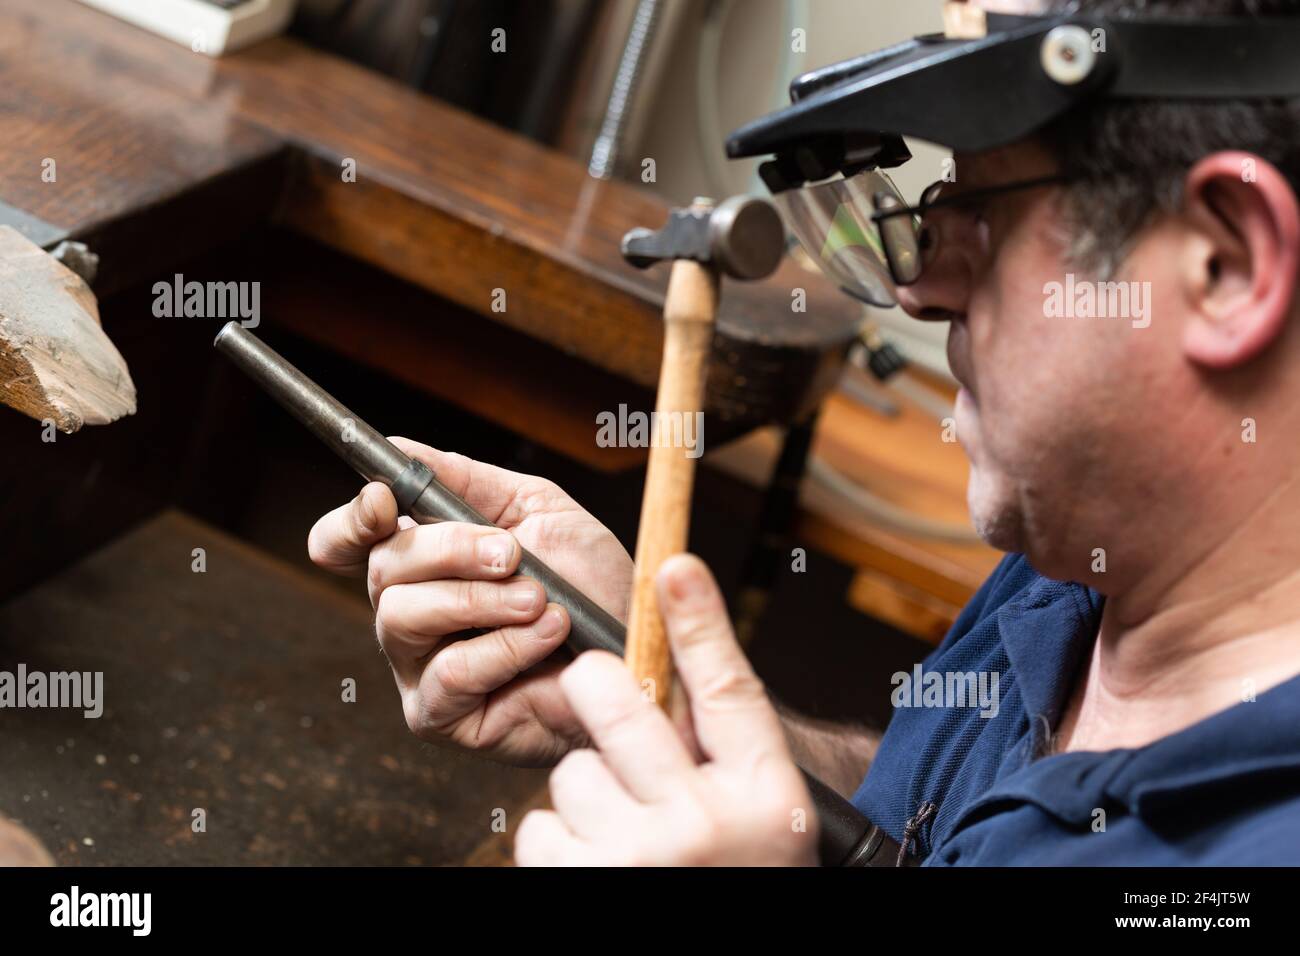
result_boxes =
[966,466,1025,554]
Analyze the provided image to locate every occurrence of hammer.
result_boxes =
[620,195,785,707]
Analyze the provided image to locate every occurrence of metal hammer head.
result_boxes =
[621,195,785,281]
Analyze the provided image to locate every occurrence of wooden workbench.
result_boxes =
[0,0,860,453]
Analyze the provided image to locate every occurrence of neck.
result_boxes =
[1058,468,1300,753]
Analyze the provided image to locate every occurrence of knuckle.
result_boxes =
[675,606,726,642]
[494,628,528,678]
[373,586,400,633]
[401,692,429,738]
[407,706,444,743]
[696,666,767,709]
[515,480,560,518]
[452,580,479,621]
[591,696,648,747]
[430,642,473,693]
[431,522,473,570]
[365,550,387,595]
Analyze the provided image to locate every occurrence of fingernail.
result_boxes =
[505,580,542,612]
[356,490,377,534]
[665,561,707,603]
[535,606,565,638]
[477,533,516,573]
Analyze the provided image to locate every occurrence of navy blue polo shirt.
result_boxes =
[851,553,1300,865]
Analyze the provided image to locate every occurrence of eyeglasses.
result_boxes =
[771,168,1071,307]
[870,174,1071,288]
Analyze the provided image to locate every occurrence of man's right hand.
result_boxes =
[308,437,633,768]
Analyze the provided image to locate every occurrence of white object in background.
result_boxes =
[76,0,296,56]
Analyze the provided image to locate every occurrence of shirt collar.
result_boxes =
[994,567,1101,733]
[979,567,1300,825]
[1103,672,1300,817]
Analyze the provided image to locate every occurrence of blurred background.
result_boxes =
[293,0,952,370]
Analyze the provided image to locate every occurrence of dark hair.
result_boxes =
[1041,0,1300,275]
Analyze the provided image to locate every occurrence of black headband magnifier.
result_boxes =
[726,11,1300,307]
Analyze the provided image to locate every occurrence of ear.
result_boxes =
[1181,152,1300,369]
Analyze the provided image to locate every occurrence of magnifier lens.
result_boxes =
[772,176,897,307]
[875,192,922,284]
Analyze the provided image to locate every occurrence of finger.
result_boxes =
[307,483,399,576]
[366,521,521,604]
[388,437,552,526]
[548,748,640,840]
[413,604,569,712]
[424,659,581,758]
[656,554,788,768]
[374,577,549,666]
[558,651,695,803]
[515,809,592,866]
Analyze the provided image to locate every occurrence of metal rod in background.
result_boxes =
[212,321,892,866]
[588,0,662,180]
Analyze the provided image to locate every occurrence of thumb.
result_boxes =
[655,554,787,767]
[307,482,399,576]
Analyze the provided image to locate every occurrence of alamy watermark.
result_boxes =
[50,886,150,936]
[596,404,704,459]
[1043,273,1151,329]
[152,273,260,328]
[0,664,103,718]
[891,664,1000,718]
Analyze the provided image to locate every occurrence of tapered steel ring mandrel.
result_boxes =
[213,321,625,657]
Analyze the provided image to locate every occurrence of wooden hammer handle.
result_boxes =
[624,259,720,708]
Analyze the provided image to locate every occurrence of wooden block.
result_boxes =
[0,226,136,431]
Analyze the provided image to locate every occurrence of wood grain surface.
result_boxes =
[0,226,136,430]
[0,0,861,428]
[624,260,719,705]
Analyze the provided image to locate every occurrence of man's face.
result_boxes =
[895,143,1187,577]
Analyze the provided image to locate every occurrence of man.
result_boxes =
[307,0,1300,865]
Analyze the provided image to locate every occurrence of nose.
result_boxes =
[894,253,972,321]
[894,222,977,319]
